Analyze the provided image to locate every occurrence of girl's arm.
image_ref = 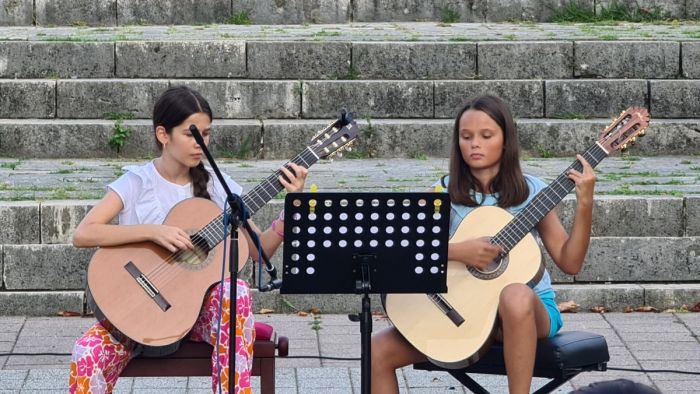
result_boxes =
[72,191,194,252]
[538,154,596,275]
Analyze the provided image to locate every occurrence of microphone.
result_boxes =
[189,124,205,147]
[259,278,283,292]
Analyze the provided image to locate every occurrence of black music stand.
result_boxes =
[281,192,451,394]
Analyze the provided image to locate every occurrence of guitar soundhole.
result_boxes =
[469,254,508,279]
[175,232,212,270]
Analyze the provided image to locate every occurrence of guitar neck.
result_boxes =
[197,147,320,246]
[493,142,608,254]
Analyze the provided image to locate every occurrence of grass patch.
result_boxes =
[312,29,341,38]
[551,0,669,23]
[538,147,556,158]
[441,8,460,24]
[226,11,252,25]
[0,161,21,170]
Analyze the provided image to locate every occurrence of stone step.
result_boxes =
[0,1,698,26]
[1,79,699,121]
[1,283,699,315]
[1,40,699,80]
[0,118,697,159]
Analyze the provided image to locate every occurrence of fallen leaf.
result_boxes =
[309,307,321,314]
[296,311,308,317]
[557,300,580,313]
[634,306,658,313]
[591,305,610,313]
[258,308,275,314]
[58,310,81,317]
[624,306,634,313]
[690,302,700,312]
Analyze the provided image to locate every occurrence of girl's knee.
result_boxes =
[499,284,537,317]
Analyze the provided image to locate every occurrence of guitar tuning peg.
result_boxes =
[630,136,637,143]
[337,152,343,158]
[638,129,646,136]
[346,146,352,152]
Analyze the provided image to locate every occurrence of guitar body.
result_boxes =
[86,198,249,356]
[384,206,544,368]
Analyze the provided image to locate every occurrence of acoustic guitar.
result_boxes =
[86,115,358,356]
[383,107,650,368]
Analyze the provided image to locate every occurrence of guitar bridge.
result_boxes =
[429,293,465,327]
[124,261,171,312]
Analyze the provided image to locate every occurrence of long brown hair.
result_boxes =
[153,86,212,199]
[448,95,528,207]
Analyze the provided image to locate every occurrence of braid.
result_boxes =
[190,162,211,200]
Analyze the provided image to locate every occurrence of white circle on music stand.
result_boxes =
[324,213,333,221]
[339,240,347,247]
[339,226,348,234]
[291,254,299,261]
[416,239,425,247]
[354,240,363,247]
[292,226,300,234]
[323,240,331,248]
[415,266,424,274]
[432,239,440,247]
[401,239,409,247]
[370,226,379,234]
[385,239,394,247]
[432,226,441,234]
[402,212,411,220]
[308,226,316,234]
[355,199,364,207]
[307,253,315,261]
[355,226,363,234]
[417,212,426,220]
[293,213,301,221]
[340,199,348,207]
[291,240,300,248]
[307,267,315,275]
[307,240,315,248]
[401,226,410,234]
[355,213,364,220]
[386,226,394,234]
[431,253,440,261]
[371,212,379,220]
[340,213,348,221]
[417,226,425,234]
[324,226,332,234]
[309,213,317,221]
[386,212,395,220]
[387,199,395,207]
[430,266,439,274]
[370,240,378,247]
[403,199,410,207]
[324,200,332,207]
[415,253,424,261]
[371,199,380,207]
[433,213,442,220]
[291,267,300,275]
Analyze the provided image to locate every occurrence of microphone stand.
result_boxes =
[189,125,240,394]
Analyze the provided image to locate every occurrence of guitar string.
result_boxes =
[493,146,606,253]
[130,148,319,310]
[145,149,317,284]
[111,149,320,317]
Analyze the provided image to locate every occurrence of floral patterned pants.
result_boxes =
[69,278,255,394]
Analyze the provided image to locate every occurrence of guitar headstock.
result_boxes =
[308,110,359,160]
[598,107,650,154]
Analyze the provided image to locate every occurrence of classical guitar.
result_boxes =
[383,107,650,368]
[86,115,359,356]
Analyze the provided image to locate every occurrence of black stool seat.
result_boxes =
[414,331,609,394]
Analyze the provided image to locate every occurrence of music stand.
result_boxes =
[281,192,451,394]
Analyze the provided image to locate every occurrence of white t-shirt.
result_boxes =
[108,161,243,226]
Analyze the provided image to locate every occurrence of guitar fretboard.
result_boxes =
[194,147,320,247]
[493,142,608,253]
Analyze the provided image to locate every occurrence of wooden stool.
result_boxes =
[413,331,609,394]
[122,322,289,394]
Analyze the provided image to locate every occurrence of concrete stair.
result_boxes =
[1,0,699,26]
[0,20,699,315]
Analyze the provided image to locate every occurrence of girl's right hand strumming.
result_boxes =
[451,237,502,270]
[148,224,194,252]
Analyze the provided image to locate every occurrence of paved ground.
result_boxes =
[1,156,699,201]
[0,312,698,393]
